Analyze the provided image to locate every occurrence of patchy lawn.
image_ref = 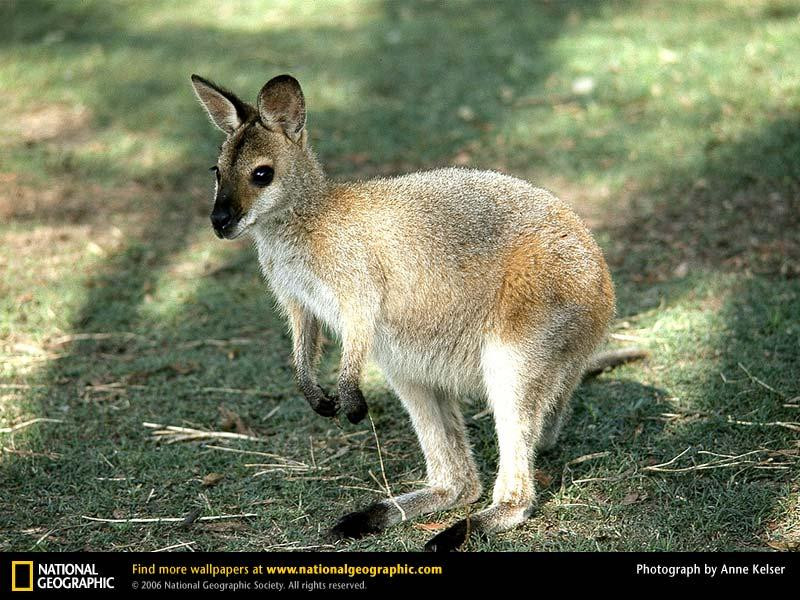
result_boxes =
[1,0,798,552]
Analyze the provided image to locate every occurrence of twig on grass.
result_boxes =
[201,386,283,399]
[249,464,312,477]
[560,451,612,495]
[641,447,799,474]
[154,541,196,552]
[571,468,636,485]
[567,451,610,466]
[0,383,48,390]
[50,332,147,346]
[472,407,492,420]
[177,337,261,349]
[33,524,91,547]
[261,541,336,551]
[726,417,800,432]
[0,417,63,434]
[738,362,786,398]
[640,446,692,472]
[609,332,654,343]
[339,485,386,495]
[203,445,296,461]
[143,422,267,443]
[369,413,406,522]
[82,513,257,524]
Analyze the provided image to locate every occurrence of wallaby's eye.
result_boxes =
[251,165,274,187]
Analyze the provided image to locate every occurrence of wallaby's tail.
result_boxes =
[583,347,648,380]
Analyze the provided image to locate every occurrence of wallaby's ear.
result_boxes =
[257,74,306,143]
[191,74,250,135]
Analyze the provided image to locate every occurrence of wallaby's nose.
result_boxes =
[210,207,234,236]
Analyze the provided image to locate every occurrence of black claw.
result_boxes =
[424,519,470,552]
[340,385,368,424]
[305,385,339,418]
[329,503,388,540]
[345,401,368,424]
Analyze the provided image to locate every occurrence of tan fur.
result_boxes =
[191,74,640,550]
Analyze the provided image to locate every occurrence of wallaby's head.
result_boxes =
[191,74,322,239]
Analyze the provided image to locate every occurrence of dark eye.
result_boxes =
[251,165,274,187]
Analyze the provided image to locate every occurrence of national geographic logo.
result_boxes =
[11,561,33,592]
[10,561,115,591]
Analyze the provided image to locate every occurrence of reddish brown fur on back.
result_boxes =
[494,205,614,349]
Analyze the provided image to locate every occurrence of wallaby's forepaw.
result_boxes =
[329,503,388,540]
[305,385,339,418]
[339,383,369,424]
[424,518,486,552]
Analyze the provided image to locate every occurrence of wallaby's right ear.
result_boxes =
[191,74,250,135]
[257,74,306,143]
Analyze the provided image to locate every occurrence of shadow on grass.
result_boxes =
[584,116,800,550]
[1,0,797,551]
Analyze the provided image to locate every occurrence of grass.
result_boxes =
[1,0,798,552]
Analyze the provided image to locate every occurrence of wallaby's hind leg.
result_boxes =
[330,377,482,540]
[425,340,563,552]
[537,398,572,453]
[537,363,585,452]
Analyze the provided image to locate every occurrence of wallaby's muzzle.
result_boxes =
[210,203,237,238]
[210,183,239,238]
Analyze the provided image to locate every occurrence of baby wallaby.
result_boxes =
[191,73,645,551]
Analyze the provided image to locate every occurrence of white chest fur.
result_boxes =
[251,228,341,332]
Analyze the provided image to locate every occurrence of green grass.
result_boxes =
[1,0,798,552]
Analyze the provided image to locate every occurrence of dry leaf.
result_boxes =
[219,406,253,436]
[534,469,553,488]
[169,362,197,375]
[201,520,247,533]
[413,522,447,532]
[202,472,224,487]
[766,538,800,551]
[621,492,642,505]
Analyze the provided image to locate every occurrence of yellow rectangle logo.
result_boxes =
[11,561,34,592]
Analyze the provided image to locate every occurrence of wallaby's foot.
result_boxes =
[424,519,474,552]
[329,502,389,539]
[303,384,339,418]
[330,484,481,543]
[338,382,369,424]
[424,501,531,552]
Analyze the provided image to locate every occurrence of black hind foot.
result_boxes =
[330,502,389,540]
[424,518,486,552]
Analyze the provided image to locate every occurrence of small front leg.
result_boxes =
[336,306,373,424]
[288,301,338,418]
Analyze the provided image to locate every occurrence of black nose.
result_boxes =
[210,208,233,234]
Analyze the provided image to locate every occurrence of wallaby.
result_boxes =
[191,73,645,551]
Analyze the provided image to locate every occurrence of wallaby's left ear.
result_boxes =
[257,74,306,143]
[191,74,251,135]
